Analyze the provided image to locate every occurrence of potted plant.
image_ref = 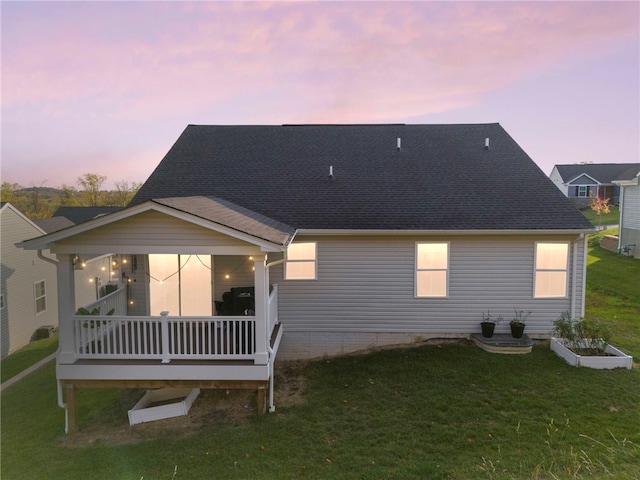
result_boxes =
[510,309,530,338]
[551,312,632,369]
[480,311,503,338]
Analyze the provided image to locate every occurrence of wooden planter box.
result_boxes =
[128,387,200,425]
[550,337,633,370]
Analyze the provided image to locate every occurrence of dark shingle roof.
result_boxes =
[52,206,123,224]
[555,163,640,184]
[152,196,295,246]
[131,124,593,231]
[33,216,75,233]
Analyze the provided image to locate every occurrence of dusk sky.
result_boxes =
[2,1,639,190]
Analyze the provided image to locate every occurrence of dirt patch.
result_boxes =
[58,360,309,448]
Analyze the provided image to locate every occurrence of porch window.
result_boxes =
[577,186,589,197]
[34,280,46,314]
[416,242,449,297]
[148,254,212,316]
[534,242,569,298]
[285,242,317,280]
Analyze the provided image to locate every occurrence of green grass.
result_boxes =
[1,242,639,480]
[1,333,58,382]
[580,204,620,226]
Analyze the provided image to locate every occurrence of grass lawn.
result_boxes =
[1,333,58,382]
[1,243,638,480]
[580,204,620,227]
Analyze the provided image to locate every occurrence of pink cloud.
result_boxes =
[1,1,637,187]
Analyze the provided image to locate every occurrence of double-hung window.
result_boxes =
[416,242,449,297]
[285,242,317,280]
[534,242,569,298]
[34,280,47,314]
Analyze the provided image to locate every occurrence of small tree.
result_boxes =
[77,173,107,206]
[589,195,610,228]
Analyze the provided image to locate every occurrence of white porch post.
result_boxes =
[253,255,268,365]
[57,254,77,364]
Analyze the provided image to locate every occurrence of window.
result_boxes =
[534,242,569,298]
[34,280,46,314]
[577,186,588,197]
[285,242,317,280]
[0,293,4,309]
[416,242,449,297]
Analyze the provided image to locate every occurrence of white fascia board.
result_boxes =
[2,202,47,235]
[295,228,597,236]
[566,173,601,185]
[612,175,640,186]
[19,201,286,252]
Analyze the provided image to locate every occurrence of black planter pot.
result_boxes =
[481,322,495,338]
[510,322,525,339]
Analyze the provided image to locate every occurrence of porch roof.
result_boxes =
[19,196,296,253]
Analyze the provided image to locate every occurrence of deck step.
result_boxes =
[471,333,533,354]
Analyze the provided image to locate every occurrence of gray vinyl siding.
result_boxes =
[1,206,58,356]
[269,234,586,357]
[620,184,640,258]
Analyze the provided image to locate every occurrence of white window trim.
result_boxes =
[34,279,47,314]
[533,242,569,299]
[577,185,588,197]
[285,241,317,281]
[415,241,450,298]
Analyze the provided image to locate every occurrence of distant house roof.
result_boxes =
[132,124,592,232]
[554,163,640,185]
[52,206,123,224]
[33,216,75,233]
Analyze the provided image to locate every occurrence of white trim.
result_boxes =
[415,241,449,298]
[565,173,601,185]
[296,228,596,236]
[34,279,47,314]
[533,242,569,299]
[284,241,317,280]
[1,202,47,235]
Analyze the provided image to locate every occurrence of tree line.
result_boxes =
[1,173,141,219]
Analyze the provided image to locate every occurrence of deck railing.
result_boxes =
[74,315,258,362]
[81,287,127,316]
[73,284,279,363]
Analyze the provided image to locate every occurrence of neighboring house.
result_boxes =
[35,210,122,316]
[52,206,122,224]
[549,163,640,208]
[20,123,595,432]
[613,166,640,259]
[1,203,59,357]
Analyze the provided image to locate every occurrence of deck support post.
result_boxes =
[64,383,78,434]
[257,385,267,414]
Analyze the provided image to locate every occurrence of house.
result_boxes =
[613,166,640,258]
[19,123,595,432]
[1,203,59,357]
[549,163,640,208]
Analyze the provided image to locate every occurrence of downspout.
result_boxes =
[38,250,59,266]
[571,236,580,319]
[57,380,69,434]
[617,185,625,253]
[265,252,287,412]
[580,234,589,318]
[41,251,68,431]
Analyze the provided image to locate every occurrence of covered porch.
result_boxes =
[20,197,295,432]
